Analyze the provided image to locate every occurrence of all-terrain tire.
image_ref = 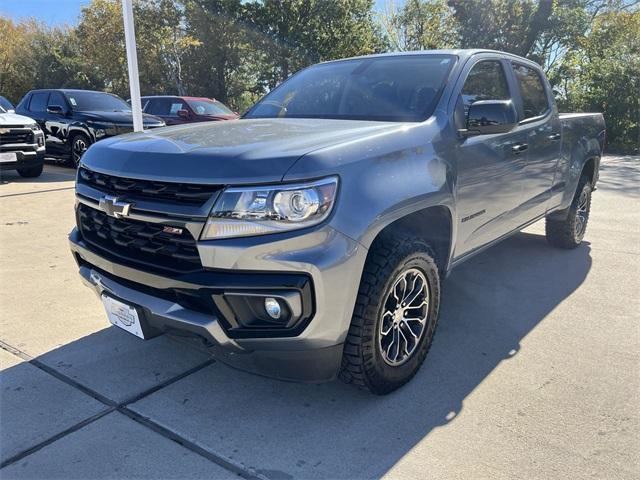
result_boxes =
[546,176,592,249]
[339,234,441,395]
[17,163,44,178]
[69,133,91,168]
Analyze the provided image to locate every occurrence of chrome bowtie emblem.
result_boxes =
[162,226,183,235]
[99,195,132,218]
[0,128,10,135]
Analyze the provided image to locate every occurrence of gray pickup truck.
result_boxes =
[69,50,605,394]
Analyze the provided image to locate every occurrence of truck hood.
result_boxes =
[81,118,404,184]
[79,110,164,127]
[0,112,37,126]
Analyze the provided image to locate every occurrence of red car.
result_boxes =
[140,96,238,125]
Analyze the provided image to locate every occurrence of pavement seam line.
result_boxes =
[0,340,241,476]
[118,407,268,480]
[0,340,32,361]
[0,186,75,198]
[120,358,217,406]
[0,407,116,469]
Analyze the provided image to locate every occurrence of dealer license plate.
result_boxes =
[0,152,17,163]
[101,294,145,339]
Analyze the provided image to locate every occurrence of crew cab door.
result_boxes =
[24,92,57,152]
[509,62,561,220]
[453,57,529,257]
[44,91,72,156]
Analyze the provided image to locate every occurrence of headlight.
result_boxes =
[201,176,338,240]
[29,123,41,131]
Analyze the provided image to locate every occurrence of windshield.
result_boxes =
[186,98,234,116]
[245,55,456,122]
[65,91,131,112]
[0,96,13,111]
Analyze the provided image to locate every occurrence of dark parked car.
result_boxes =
[141,96,237,125]
[15,89,165,166]
[0,96,15,112]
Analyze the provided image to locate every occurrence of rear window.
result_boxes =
[512,63,549,120]
[29,92,49,112]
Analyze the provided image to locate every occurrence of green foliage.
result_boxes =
[382,0,459,50]
[553,10,639,152]
[0,0,637,149]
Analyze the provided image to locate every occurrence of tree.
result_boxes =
[447,0,554,56]
[244,0,386,88]
[0,18,29,103]
[557,9,639,152]
[381,0,459,51]
[183,0,258,106]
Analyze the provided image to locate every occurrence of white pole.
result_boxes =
[122,0,143,132]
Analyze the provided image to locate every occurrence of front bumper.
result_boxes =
[0,148,44,171]
[69,224,368,383]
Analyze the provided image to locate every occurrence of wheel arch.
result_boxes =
[581,156,600,188]
[367,204,454,275]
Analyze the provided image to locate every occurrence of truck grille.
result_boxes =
[77,203,202,273]
[78,167,220,206]
[0,129,33,145]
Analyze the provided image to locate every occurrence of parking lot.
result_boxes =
[1,155,638,479]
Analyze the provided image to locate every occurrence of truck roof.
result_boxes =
[27,88,122,96]
[140,95,220,102]
[321,49,542,69]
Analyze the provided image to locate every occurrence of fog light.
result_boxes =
[264,297,281,320]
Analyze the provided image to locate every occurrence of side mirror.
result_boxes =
[177,109,190,119]
[47,105,66,115]
[462,100,518,136]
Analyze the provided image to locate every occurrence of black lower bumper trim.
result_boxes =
[70,228,315,339]
[0,150,44,171]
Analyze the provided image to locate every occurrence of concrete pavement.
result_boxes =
[1,157,638,479]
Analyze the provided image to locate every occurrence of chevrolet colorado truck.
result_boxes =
[0,105,46,178]
[69,50,605,394]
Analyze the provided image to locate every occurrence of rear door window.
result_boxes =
[512,63,549,120]
[144,99,166,115]
[29,92,49,112]
[145,98,185,116]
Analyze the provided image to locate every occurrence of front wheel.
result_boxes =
[17,163,44,178]
[546,177,592,249]
[340,235,441,394]
[70,133,90,168]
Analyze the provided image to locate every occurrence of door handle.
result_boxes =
[548,133,561,141]
[511,143,528,154]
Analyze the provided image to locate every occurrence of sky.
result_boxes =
[1,0,394,26]
[0,0,92,26]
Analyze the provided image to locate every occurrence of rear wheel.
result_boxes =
[340,234,441,394]
[546,177,592,249]
[17,163,43,178]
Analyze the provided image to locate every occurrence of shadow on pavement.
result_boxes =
[0,162,75,186]
[1,231,593,479]
[598,155,640,198]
